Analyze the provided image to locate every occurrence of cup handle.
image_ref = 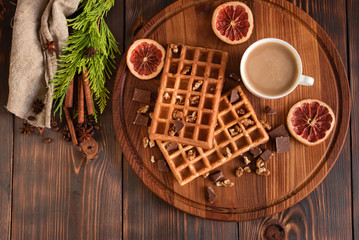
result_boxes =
[299,75,314,86]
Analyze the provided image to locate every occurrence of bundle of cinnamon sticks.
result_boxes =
[63,69,94,145]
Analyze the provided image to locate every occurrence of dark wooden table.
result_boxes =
[0,0,357,239]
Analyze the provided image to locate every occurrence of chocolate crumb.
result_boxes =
[229,72,241,82]
[265,106,277,115]
[207,187,216,203]
[209,171,224,183]
[42,138,52,144]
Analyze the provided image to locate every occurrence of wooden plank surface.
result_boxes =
[0,1,14,240]
[0,0,355,239]
[9,0,124,239]
[348,0,359,238]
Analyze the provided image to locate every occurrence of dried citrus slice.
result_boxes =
[126,39,165,80]
[287,99,335,146]
[211,1,254,45]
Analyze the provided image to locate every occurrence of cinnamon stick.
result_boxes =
[64,78,74,108]
[63,107,78,146]
[78,74,85,124]
[82,69,94,115]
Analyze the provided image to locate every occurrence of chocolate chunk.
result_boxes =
[209,171,224,182]
[265,106,277,115]
[230,90,240,104]
[157,160,169,172]
[268,124,289,139]
[207,187,216,203]
[250,147,262,158]
[229,72,241,82]
[165,142,178,151]
[173,120,184,133]
[276,136,291,153]
[133,114,149,126]
[133,88,151,103]
[260,150,273,162]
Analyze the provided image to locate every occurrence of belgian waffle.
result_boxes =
[157,85,269,186]
[149,44,228,149]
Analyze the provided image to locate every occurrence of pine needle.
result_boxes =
[51,0,120,119]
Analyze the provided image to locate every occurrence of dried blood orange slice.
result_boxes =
[126,39,165,80]
[287,99,335,146]
[211,1,254,45]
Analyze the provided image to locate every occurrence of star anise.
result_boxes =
[41,38,57,56]
[77,126,94,142]
[32,99,44,114]
[20,123,35,136]
[85,47,98,59]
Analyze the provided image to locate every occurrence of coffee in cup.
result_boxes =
[240,38,314,99]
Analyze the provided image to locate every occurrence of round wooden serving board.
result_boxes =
[112,0,350,221]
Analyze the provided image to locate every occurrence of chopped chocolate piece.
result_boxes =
[173,120,184,133]
[133,88,151,103]
[165,142,178,151]
[250,147,262,158]
[230,90,240,104]
[209,171,224,183]
[260,150,273,162]
[207,187,216,203]
[268,124,289,139]
[157,160,169,172]
[265,106,277,115]
[276,136,291,153]
[133,114,148,126]
[229,72,241,82]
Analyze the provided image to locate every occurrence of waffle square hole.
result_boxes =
[234,136,249,149]
[185,49,195,60]
[192,79,204,92]
[198,51,209,62]
[212,52,222,64]
[180,64,192,75]
[235,106,247,116]
[162,92,172,104]
[203,97,214,109]
[183,126,195,139]
[171,45,182,58]
[215,131,230,145]
[175,94,186,105]
[159,107,170,119]
[165,77,176,89]
[180,167,192,180]
[206,83,217,94]
[249,128,263,142]
[169,61,179,74]
[155,122,167,134]
[207,151,221,164]
[198,128,209,142]
[173,154,186,167]
[221,111,237,125]
[209,67,220,79]
[200,112,212,125]
[219,99,229,111]
[179,78,190,91]
[195,65,206,77]
[240,117,255,130]
[189,94,201,107]
[193,160,207,173]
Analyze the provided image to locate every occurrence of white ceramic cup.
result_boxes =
[240,38,314,99]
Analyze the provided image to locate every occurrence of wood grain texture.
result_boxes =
[10,1,124,239]
[113,0,350,221]
[348,0,359,238]
[0,1,14,240]
[238,0,353,238]
[122,0,238,238]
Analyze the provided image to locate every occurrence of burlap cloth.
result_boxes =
[6,0,80,128]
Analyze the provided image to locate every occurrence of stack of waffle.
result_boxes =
[150,44,269,185]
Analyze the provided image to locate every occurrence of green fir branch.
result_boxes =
[51,0,120,119]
